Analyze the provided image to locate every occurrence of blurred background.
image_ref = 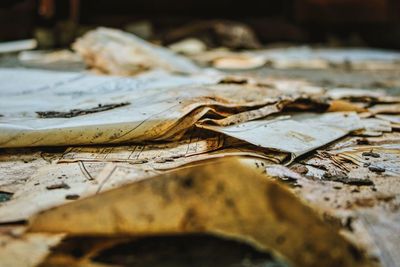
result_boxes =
[1,0,400,49]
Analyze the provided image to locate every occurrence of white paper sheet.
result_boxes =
[198,112,363,160]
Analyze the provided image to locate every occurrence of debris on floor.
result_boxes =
[73,27,200,75]
[1,26,400,267]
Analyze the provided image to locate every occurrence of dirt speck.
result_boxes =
[218,77,248,84]
[368,166,385,173]
[46,183,70,190]
[65,194,80,200]
[362,151,380,158]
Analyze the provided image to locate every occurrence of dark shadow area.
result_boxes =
[44,234,290,267]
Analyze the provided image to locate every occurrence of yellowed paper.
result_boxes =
[73,27,200,75]
[30,159,367,267]
[0,69,308,148]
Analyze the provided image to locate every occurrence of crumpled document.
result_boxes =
[0,68,220,147]
[73,27,201,75]
[56,112,361,169]
[0,68,325,148]
[29,159,367,267]
[3,68,398,149]
[199,112,363,161]
[19,111,363,225]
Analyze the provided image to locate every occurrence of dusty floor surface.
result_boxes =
[1,53,399,267]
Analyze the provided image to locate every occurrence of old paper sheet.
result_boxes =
[74,27,201,75]
[0,68,310,148]
[59,132,226,163]
[58,129,288,170]
[0,68,216,147]
[198,112,363,160]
